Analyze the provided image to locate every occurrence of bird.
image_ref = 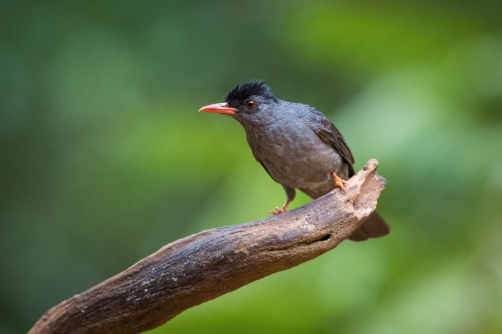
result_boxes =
[199,80,390,241]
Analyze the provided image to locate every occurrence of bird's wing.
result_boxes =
[301,107,355,175]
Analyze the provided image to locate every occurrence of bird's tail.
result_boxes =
[349,211,390,242]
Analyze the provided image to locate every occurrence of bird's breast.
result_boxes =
[245,122,346,189]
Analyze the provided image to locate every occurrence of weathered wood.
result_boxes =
[29,159,387,334]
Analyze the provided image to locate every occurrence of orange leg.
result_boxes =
[331,172,348,193]
[269,198,292,215]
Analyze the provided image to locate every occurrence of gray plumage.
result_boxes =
[204,80,390,241]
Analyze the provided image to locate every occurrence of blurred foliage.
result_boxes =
[1,0,502,333]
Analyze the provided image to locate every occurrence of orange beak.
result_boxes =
[199,102,237,115]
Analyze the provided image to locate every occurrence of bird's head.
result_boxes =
[199,80,277,124]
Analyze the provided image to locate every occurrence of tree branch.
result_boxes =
[29,159,386,334]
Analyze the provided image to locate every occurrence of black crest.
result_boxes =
[225,79,276,103]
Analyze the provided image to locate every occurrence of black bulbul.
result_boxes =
[200,80,390,241]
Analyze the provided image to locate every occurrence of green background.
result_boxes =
[1,1,501,333]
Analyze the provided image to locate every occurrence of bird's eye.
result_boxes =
[245,100,256,109]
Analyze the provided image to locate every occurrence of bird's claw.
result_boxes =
[269,206,286,215]
[332,172,348,194]
[335,178,348,193]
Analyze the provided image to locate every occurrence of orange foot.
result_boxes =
[331,172,348,193]
[268,198,292,216]
[269,206,286,215]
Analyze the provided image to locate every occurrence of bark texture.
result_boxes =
[29,159,387,334]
